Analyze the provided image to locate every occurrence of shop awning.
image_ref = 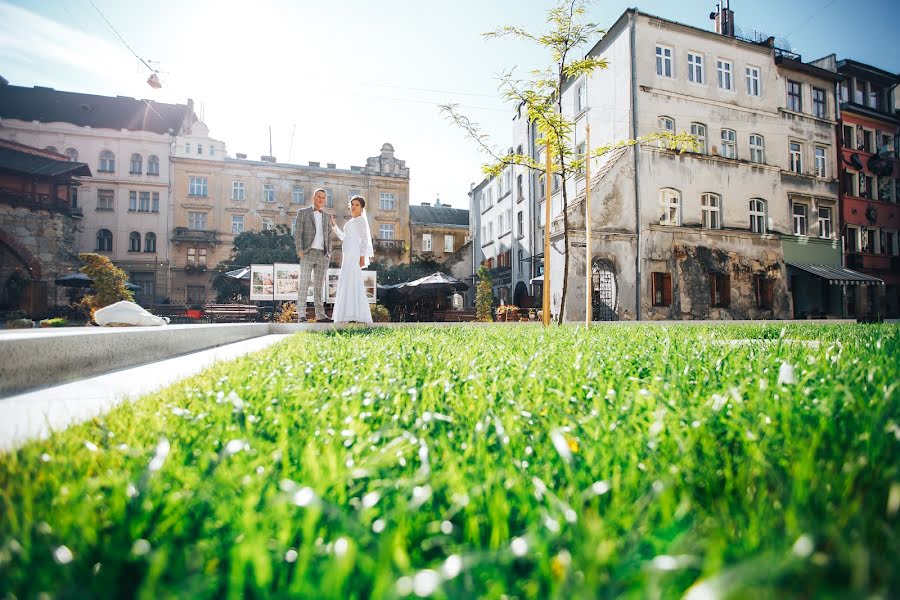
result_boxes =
[787,263,884,285]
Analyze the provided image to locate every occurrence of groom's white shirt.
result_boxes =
[311,210,324,250]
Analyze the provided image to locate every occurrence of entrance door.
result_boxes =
[591,259,617,321]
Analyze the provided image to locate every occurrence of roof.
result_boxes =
[787,263,884,285]
[836,59,900,86]
[409,204,469,227]
[0,141,92,178]
[775,56,842,82]
[0,84,194,135]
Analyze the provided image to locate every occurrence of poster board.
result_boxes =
[274,263,301,301]
[249,264,274,300]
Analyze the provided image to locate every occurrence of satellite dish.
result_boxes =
[775,37,792,51]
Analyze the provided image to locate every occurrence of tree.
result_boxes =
[441,0,694,323]
[212,225,298,302]
[475,265,494,322]
[77,253,133,318]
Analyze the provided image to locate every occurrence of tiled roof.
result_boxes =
[0,143,91,178]
[409,204,469,226]
[0,84,194,135]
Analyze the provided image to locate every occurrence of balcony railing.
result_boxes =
[374,238,404,252]
[0,188,79,216]
[172,227,218,244]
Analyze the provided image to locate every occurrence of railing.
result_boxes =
[0,188,78,216]
[374,238,404,251]
[172,227,218,244]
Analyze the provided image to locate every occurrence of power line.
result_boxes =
[784,0,838,39]
[86,0,155,74]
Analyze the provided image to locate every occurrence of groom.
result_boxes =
[293,188,333,322]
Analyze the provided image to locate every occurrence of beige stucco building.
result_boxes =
[171,136,410,305]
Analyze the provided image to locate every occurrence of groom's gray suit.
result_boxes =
[293,205,333,321]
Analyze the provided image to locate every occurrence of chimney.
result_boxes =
[236,153,247,159]
[710,1,735,37]
[421,202,431,206]
[261,155,276,163]
[327,163,336,169]
[309,161,320,167]
[434,194,442,207]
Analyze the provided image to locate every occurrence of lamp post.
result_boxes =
[585,122,592,327]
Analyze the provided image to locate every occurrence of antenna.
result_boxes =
[268,126,273,157]
[288,124,296,163]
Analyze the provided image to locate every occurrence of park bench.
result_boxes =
[433,309,478,322]
[204,304,260,323]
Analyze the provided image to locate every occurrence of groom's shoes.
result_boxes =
[318,317,334,323]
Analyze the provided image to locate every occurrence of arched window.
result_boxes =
[750,198,767,234]
[701,193,721,229]
[749,134,765,163]
[99,150,115,173]
[659,188,681,226]
[147,155,160,176]
[129,232,141,252]
[691,123,707,154]
[658,116,675,148]
[720,129,736,159]
[145,232,157,253]
[45,146,58,153]
[97,229,113,252]
[130,153,143,174]
[65,148,79,162]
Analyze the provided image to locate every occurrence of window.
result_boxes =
[232,215,244,235]
[691,123,707,154]
[130,153,142,174]
[517,211,524,238]
[861,174,874,199]
[379,223,394,240]
[97,189,114,211]
[883,230,896,255]
[96,229,113,252]
[862,227,876,253]
[658,116,675,149]
[755,275,774,309]
[99,150,115,173]
[869,85,882,110]
[152,192,159,213]
[659,188,681,225]
[129,232,141,252]
[209,146,215,156]
[818,205,833,238]
[380,192,396,210]
[129,191,138,211]
[790,142,803,173]
[575,81,586,113]
[325,188,333,208]
[688,53,704,84]
[139,191,151,212]
[815,147,827,178]
[842,125,855,149]
[263,184,275,203]
[792,202,808,236]
[145,232,156,253]
[186,285,206,304]
[652,272,672,307]
[262,217,275,231]
[749,134,765,163]
[422,233,433,251]
[745,66,760,96]
[843,170,857,196]
[878,176,893,201]
[147,155,159,176]
[709,272,730,307]
[185,143,192,154]
[188,211,207,231]
[488,220,494,240]
[749,198,767,234]
[189,176,208,197]
[503,170,512,195]
[720,129,736,159]
[232,181,245,201]
[854,80,865,104]
[187,248,207,267]
[839,80,849,102]
[846,226,859,253]
[701,193,721,229]
[65,148,78,162]
[656,45,673,77]
[516,174,523,202]
[292,185,304,204]
[444,234,454,253]
[862,129,874,153]
[717,60,733,90]
[812,88,826,118]
[787,80,802,112]
[576,141,587,174]
[197,144,203,155]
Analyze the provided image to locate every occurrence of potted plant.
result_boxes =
[496,304,507,322]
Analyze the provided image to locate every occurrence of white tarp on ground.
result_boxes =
[95,301,169,326]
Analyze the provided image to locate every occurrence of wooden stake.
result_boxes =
[585,123,591,327]
[543,139,552,327]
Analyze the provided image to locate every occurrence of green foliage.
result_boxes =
[475,265,494,321]
[77,253,133,315]
[3,269,28,306]
[39,317,67,327]
[274,302,297,323]
[370,304,391,322]
[369,257,450,286]
[213,225,298,302]
[1,324,898,598]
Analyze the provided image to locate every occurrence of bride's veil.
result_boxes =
[360,208,375,268]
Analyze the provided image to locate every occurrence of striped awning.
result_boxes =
[787,263,884,285]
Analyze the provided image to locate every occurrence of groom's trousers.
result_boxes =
[297,248,328,320]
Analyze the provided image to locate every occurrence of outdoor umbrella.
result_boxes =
[402,272,469,293]
[124,282,141,291]
[55,272,92,287]
[223,267,251,280]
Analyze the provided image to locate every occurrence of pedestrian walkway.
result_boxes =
[0,334,291,452]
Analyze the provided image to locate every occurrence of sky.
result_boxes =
[1,0,898,209]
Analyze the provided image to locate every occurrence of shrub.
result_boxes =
[370,304,390,322]
[76,253,134,320]
[475,265,493,322]
[275,302,297,323]
[39,317,67,327]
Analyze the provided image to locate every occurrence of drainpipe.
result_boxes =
[629,11,642,321]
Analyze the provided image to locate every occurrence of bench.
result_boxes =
[433,309,478,322]
[204,304,260,323]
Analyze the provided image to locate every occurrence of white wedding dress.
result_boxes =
[331,216,373,323]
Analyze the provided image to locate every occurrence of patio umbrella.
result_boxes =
[55,272,92,287]
[124,282,141,291]
[223,266,251,280]
[402,272,469,293]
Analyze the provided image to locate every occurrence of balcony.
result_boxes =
[0,188,79,216]
[172,227,219,245]
[374,238,405,253]
[847,252,892,272]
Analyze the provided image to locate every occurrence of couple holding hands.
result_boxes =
[293,188,373,323]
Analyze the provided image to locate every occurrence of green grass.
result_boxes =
[1,324,898,599]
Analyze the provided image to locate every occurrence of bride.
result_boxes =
[329,195,374,323]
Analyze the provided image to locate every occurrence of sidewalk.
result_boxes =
[0,334,291,452]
